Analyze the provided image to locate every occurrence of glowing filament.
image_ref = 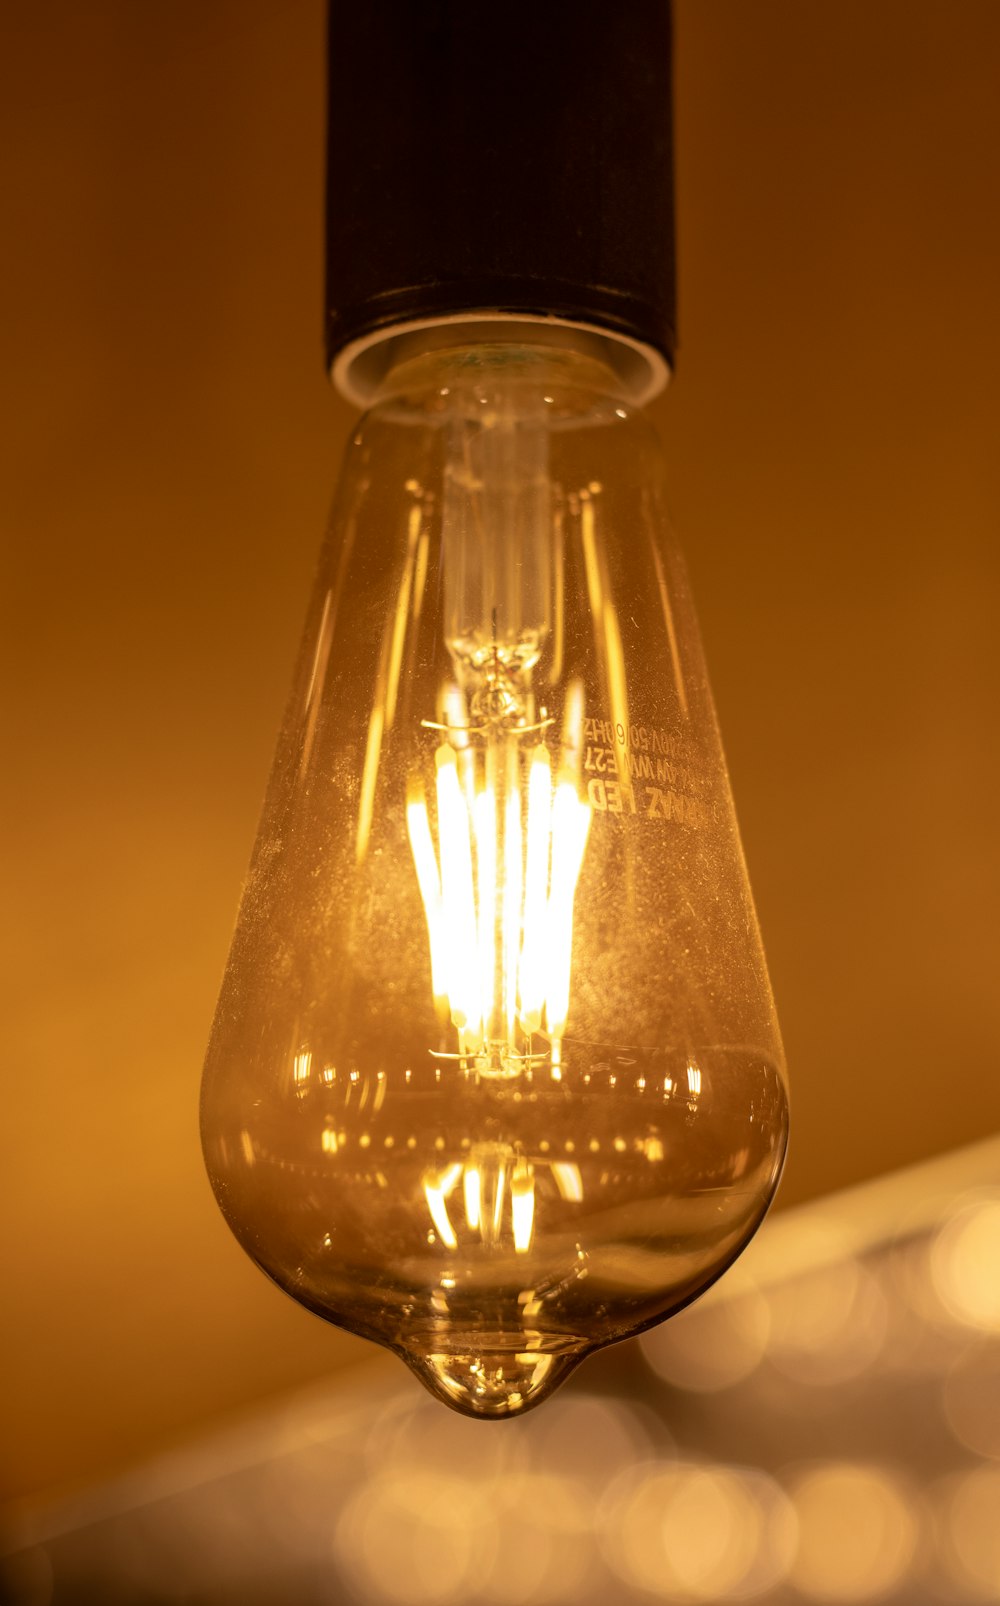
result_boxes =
[472,768,497,1040]
[436,749,481,1045]
[463,1166,482,1231]
[503,750,524,1043]
[407,728,591,1063]
[519,746,553,1033]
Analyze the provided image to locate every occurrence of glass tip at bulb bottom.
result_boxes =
[399,1335,585,1420]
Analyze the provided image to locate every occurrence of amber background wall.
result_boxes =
[3,0,999,1507]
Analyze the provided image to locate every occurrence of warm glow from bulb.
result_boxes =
[518,746,552,1033]
[463,1165,482,1232]
[198,338,791,1425]
[406,726,591,1068]
[503,750,524,1045]
[435,749,480,1043]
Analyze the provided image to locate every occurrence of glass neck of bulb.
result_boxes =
[352,320,659,416]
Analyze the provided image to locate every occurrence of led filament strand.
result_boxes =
[406,701,591,1073]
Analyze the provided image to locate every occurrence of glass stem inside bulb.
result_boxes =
[442,388,553,680]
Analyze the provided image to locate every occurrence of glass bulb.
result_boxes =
[201,337,788,1419]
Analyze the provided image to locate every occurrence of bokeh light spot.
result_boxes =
[938,1464,1000,1598]
[787,1463,917,1601]
[641,1268,770,1392]
[600,1459,795,1600]
[931,1197,1000,1333]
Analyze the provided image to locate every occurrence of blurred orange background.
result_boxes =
[2,0,998,1508]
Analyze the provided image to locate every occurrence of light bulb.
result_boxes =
[201,335,788,1417]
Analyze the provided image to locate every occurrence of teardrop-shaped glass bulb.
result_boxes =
[201,337,788,1419]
